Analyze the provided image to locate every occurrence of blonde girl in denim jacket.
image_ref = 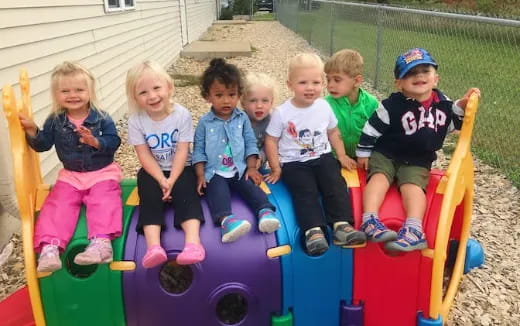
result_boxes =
[19,62,123,273]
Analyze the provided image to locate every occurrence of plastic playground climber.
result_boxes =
[0,69,484,326]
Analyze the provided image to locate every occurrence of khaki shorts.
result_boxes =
[367,151,430,191]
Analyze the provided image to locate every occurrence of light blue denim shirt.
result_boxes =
[193,108,259,182]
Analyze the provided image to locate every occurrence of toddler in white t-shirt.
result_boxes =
[264,53,366,256]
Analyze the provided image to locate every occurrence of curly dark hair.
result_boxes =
[200,58,243,98]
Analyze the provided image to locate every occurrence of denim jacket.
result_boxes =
[27,108,121,172]
[193,108,259,182]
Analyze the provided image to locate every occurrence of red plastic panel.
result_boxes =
[352,169,443,326]
[0,286,35,326]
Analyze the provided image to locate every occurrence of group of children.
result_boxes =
[18,46,479,273]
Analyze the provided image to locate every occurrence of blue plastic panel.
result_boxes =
[267,181,354,326]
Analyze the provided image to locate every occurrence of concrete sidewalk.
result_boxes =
[180,40,252,59]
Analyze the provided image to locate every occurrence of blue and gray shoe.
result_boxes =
[221,215,251,243]
[384,226,427,252]
[258,208,280,233]
[360,215,398,242]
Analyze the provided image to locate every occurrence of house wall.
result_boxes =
[0,0,217,182]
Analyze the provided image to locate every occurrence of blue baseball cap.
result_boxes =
[394,48,438,79]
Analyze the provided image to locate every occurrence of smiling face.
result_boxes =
[395,64,438,102]
[206,80,239,120]
[134,70,173,120]
[55,75,91,117]
[242,86,274,122]
[287,67,324,108]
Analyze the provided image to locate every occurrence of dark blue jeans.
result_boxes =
[205,173,275,225]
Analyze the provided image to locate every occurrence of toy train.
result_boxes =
[0,69,484,326]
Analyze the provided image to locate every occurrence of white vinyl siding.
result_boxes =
[0,0,216,182]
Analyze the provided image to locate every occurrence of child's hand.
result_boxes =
[196,176,207,196]
[255,158,262,170]
[18,113,38,137]
[357,157,369,170]
[337,155,357,171]
[457,88,481,110]
[264,167,281,184]
[245,167,263,185]
[160,178,174,202]
[76,126,100,149]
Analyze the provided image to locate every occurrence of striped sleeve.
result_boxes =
[448,100,465,132]
[356,102,390,157]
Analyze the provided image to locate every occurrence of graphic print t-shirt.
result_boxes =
[127,104,194,171]
[215,143,238,178]
[266,98,337,163]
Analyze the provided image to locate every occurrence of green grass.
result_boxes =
[253,13,276,21]
[277,3,520,187]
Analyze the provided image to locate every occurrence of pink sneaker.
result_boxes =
[74,238,113,265]
[37,244,62,273]
[142,245,167,268]
[176,243,206,265]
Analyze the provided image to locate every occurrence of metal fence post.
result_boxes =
[329,1,335,56]
[374,5,383,91]
[295,0,300,32]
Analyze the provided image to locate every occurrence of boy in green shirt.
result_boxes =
[325,49,379,160]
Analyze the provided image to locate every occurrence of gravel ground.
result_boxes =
[1,21,519,325]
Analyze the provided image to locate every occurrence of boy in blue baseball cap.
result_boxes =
[356,48,480,252]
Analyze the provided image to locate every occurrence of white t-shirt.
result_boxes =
[266,98,337,163]
[127,104,194,171]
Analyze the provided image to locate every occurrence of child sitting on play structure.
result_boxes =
[357,47,480,252]
[241,72,278,171]
[193,58,280,244]
[264,53,367,256]
[19,61,123,273]
[126,60,206,268]
[324,49,379,160]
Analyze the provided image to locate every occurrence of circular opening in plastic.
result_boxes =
[159,261,194,294]
[216,293,248,325]
[65,245,97,279]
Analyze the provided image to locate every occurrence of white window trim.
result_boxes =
[104,0,136,13]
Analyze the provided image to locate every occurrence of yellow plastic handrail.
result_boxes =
[429,93,479,321]
[2,70,46,326]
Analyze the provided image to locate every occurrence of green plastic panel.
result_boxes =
[272,311,293,326]
[39,179,136,326]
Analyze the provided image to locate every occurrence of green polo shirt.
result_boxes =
[325,88,379,158]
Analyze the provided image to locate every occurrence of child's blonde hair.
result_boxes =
[243,72,278,106]
[125,60,175,113]
[288,53,324,80]
[324,49,364,77]
[50,61,99,114]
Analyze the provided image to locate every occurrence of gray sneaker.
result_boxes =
[305,228,329,256]
[333,222,367,247]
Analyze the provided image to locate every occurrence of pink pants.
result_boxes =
[34,180,122,252]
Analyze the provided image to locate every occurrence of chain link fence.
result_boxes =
[275,0,520,187]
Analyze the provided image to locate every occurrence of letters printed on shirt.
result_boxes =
[146,129,178,162]
[401,107,447,135]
